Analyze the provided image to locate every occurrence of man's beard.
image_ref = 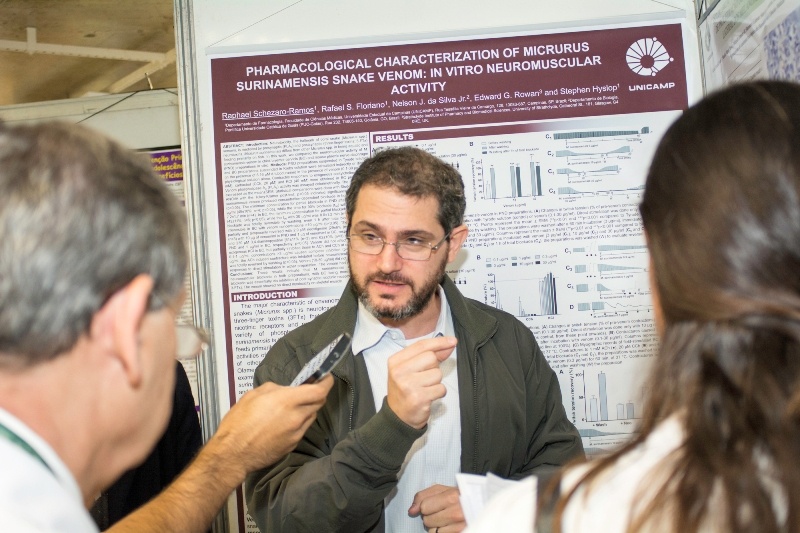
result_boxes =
[349,255,447,322]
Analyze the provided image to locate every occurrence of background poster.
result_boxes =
[700,0,800,91]
[209,20,689,530]
[147,148,202,412]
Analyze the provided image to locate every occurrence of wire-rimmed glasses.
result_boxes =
[347,232,450,261]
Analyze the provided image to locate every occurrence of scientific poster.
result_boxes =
[209,19,690,530]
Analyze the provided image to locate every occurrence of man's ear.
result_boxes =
[91,275,154,388]
[446,224,469,263]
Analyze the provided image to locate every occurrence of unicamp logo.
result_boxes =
[626,37,673,76]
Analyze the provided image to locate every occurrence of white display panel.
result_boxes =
[175,2,702,531]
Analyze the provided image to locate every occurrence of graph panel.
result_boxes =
[492,272,558,317]
[484,160,544,199]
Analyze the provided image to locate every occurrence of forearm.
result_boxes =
[107,429,246,533]
[107,357,332,533]
[247,400,423,531]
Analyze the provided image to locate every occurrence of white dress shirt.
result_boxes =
[353,286,461,533]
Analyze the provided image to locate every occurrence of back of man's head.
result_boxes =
[0,121,188,367]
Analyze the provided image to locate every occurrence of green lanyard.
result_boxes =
[0,421,52,473]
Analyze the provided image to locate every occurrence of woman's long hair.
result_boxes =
[554,81,800,533]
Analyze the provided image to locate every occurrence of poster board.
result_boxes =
[174,2,703,531]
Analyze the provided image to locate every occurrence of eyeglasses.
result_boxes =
[347,232,450,261]
[147,292,210,360]
[174,323,210,360]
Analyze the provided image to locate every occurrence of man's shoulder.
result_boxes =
[451,290,540,363]
[0,442,99,532]
[281,306,338,343]
[463,294,516,320]
[456,291,530,333]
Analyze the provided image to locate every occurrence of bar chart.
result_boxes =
[576,366,642,424]
[484,161,543,199]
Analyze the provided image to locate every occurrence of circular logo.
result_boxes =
[626,38,673,76]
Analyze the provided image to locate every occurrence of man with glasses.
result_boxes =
[0,121,333,532]
[246,146,583,533]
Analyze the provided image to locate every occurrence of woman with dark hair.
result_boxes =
[466,80,800,533]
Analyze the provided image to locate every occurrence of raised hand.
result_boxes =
[386,336,457,429]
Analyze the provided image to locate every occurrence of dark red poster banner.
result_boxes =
[211,24,687,143]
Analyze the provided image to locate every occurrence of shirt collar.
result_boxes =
[352,285,450,354]
[0,407,84,504]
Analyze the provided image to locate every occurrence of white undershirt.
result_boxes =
[353,286,462,533]
[0,407,99,532]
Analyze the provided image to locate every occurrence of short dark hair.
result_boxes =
[345,146,466,234]
[0,121,188,365]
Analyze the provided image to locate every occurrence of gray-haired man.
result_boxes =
[0,121,332,532]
